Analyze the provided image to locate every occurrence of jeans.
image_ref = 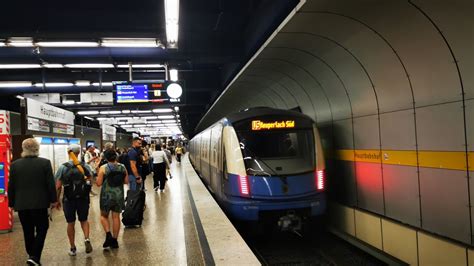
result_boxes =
[18,209,49,262]
[129,174,138,191]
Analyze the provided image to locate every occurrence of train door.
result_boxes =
[210,124,222,195]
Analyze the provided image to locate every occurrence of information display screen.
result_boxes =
[0,163,4,194]
[116,84,149,103]
[113,81,183,104]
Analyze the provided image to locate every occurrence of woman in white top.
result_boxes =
[151,145,170,192]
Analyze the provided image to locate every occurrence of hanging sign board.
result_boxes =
[102,124,117,141]
[26,98,75,136]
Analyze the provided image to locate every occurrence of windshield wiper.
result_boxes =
[240,142,279,176]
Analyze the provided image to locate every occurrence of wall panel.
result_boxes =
[419,168,470,244]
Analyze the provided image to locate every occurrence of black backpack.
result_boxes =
[62,162,91,200]
[105,164,125,187]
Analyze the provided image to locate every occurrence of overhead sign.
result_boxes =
[102,124,117,141]
[26,98,75,136]
[0,111,10,135]
[251,120,295,131]
[113,81,184,105]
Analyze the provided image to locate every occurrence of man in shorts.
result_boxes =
[55,144,94,256]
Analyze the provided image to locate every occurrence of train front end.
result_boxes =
[223,112,326,231]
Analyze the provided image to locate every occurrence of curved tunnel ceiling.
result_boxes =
[198,0,474,246]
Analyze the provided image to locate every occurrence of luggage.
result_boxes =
[122,187,146,227]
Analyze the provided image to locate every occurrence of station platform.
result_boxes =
[0,155,259,265]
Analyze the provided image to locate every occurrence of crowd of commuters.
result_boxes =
[8,137,185,265]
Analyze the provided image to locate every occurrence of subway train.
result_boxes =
[189,107,326,232]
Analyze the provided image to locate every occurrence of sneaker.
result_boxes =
[85,239,93,253]
[68,247,77,256]
[26,257,40,265]
[110,238,119,249]
[103,232,113,249]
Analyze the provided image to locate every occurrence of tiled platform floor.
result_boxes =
[0,161,203,265]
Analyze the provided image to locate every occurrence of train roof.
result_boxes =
[225,107,313,124]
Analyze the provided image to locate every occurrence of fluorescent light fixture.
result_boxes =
[146,120,162,124]
[153,108,173,113]
[122,110,131,114]
[174,106,179,111]
[134,124,147,128]
[96,117,109,121]
[36,41,99,47]
[117,64,164,68]
[62,100,75,105]
[8,37,33,47]
[101,38,158,47]
[0,64,41,69]
[16,95,25,100]
[131,110,152,113]
[84,116,94,120]
[0,42,5,47]
[100,111,121,114]
[157,115,174,119]
[75,80,91,86]
[42,64,64,68]
[121,125,133,128]
[169,69,178,81]
[165,0,180,46]
[0,81,32,88]
[35,82,74,87]
[65,64,114,68]
[77,111,99,115]
[92,82,113,87]
[143,116,158,119]
[162,120,177,123]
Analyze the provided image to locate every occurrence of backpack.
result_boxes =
[62,162,91,200]
[118,152,129,168]
[105,164,125,187]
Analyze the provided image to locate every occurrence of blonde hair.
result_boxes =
[21,138,40,157]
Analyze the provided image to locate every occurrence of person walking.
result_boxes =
[125,137,143,191]
[151,145,170,192]
[55,144,94,256]
[162,144,173,179]
[96,149,128,249]
[8,138,58,265]
[175,144,184,163]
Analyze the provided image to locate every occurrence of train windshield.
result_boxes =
[236,129,315,176]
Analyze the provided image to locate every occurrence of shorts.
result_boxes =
[63,197,90,223]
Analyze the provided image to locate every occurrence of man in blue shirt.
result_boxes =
[126,137,143,191]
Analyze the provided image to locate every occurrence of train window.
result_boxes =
[236,129,315,176]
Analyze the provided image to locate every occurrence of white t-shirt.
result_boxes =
[152,150,169,164]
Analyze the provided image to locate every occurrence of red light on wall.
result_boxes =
[316,170,325,191]
[239,175,250,196]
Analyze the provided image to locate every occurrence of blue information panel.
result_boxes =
[115,84,149,103]
[0,163,5,194]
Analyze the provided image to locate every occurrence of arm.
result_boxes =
[123,168,129,185]
[45,161,58,207]
[7,164,15,208]
[164,152,170,169]
[96,166,104,186]
[54,165,63,209]
[130,160,140,178]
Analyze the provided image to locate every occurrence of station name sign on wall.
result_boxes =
[26,98,75,136]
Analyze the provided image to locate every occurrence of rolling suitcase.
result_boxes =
[122,187,146,227]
